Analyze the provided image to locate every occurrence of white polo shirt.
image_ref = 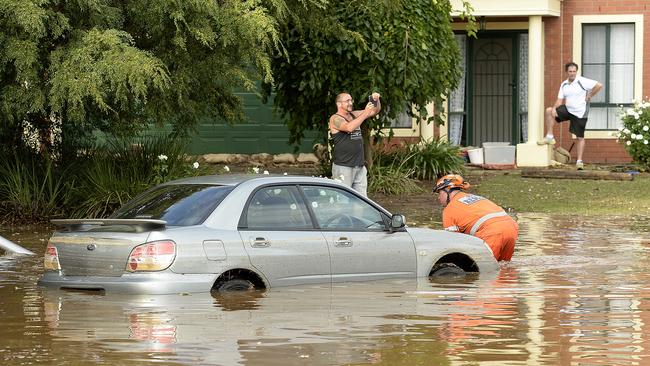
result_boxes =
[557,76,598,118]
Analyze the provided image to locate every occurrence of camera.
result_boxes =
[368,95,378,107]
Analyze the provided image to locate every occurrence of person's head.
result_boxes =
[433,174,470,207]
[565,62,579,81]
[335,92,354,112]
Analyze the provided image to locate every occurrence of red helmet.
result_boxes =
[432,174,470,193]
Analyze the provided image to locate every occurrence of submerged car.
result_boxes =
[38,175,499,294]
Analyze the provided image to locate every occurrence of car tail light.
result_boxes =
[44,242,61,271]
[126,240,176,272]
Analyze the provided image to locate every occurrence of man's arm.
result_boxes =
[329,108,372,133]
[586,82,604,102]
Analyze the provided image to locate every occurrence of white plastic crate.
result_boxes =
[482,142,515,164]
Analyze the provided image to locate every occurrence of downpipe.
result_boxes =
[0,235,35,255]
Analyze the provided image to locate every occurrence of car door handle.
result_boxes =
[250,237,270,248]
[334,237,352,247]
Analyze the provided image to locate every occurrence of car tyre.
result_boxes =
[430,263,465,277]
[216,279,255,292]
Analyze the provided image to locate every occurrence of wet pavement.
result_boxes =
[2,214,650,365]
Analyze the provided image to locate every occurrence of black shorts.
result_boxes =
[555,105,587,138]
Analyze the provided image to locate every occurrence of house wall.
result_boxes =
[545,0,649,163]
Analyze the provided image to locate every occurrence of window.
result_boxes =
[581,23,635,130]
[244,186,313,230]
[301,186,385,231]
[111,184,234,226]
[389,110,413,129]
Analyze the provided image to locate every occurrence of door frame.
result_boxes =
[466,31,525,146]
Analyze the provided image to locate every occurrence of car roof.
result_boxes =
[164,174,337,187]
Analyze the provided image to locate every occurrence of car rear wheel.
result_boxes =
[430,263,465,277]
[216,279,255,292]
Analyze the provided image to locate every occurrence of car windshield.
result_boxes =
[111,184,234,226]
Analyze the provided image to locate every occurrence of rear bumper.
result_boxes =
[38,271,217,294]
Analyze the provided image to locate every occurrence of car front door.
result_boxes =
[301,185,416,282]
[239,185,331,287]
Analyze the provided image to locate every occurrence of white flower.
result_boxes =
[631,133,637,139]
[623,128,631,134]
[645,140,649,145]
[193,162,199,169]
[644,126,649,132]
[223,165,230,172]
[627,109,636,116]
[637,134,644,140]
[252,167,260,174]
[618,126,624,131]
[627,140,632,145]
[634,113,640,120]
[158,154,168,161]
[263,170,269,175]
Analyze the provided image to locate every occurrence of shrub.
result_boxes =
[0,153,72,223]
[616,101,650,169]
[368,164,424,195]
[71,134,203,218]
[375,138,465,180]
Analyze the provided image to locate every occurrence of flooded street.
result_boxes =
[2,214,650,365]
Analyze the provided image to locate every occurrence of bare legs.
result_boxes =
[576,137,585,162]
[544,107,556,139]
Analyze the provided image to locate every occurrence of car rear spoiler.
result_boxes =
[51,219,167,232]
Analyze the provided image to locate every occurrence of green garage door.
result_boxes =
[188,92,319,154]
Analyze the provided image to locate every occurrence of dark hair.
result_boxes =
[565,62,579,71]
[335,92,350,103]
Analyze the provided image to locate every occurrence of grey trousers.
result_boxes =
[332,163,367,197]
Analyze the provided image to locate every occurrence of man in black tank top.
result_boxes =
[329,92,381,196]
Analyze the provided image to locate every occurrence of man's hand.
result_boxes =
[371,92,381,101]
[551,108,558,118]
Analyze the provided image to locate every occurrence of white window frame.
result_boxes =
[572,14,644,138]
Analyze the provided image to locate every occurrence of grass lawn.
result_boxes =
[471,172,650,216]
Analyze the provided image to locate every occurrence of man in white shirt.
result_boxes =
[540,62,603,170]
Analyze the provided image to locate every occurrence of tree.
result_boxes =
[0,0,327,158]
[269,0,475,166]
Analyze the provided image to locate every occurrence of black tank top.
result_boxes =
[331,113,364,167]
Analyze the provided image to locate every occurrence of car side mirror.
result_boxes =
[390,214,406,232]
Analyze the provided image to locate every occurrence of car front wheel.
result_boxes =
[430,263,466,277]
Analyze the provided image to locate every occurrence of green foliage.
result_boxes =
[0,153,72,223]
[1,0,329,158]
[368,164,424,196]
[269,0,469,149]
[71,134,198,218]
[375,138,465,180]
[615,102,650,169]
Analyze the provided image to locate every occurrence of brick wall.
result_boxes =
[544,0,649,163]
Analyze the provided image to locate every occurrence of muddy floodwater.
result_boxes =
[2,214,650,365]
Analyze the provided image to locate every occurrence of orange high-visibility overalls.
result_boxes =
[442,192,518,261]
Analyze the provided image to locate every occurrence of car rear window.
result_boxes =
[111,184,234,226]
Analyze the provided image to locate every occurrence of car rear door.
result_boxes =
[301,185,416,282]
[238,185,331,287]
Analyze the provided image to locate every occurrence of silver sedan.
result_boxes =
[38,175,498,294]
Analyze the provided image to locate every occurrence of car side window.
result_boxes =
[301,186,385,231]
[245,186,313,230]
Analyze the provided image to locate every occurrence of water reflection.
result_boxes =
[1,214,650,365]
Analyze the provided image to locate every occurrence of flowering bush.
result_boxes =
[615,101,650,169]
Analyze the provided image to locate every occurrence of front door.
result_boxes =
[300,185,416,282]
[470,35,517,146]
[239,185,331,287]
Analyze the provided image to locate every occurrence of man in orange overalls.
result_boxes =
[433,174,518,261]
